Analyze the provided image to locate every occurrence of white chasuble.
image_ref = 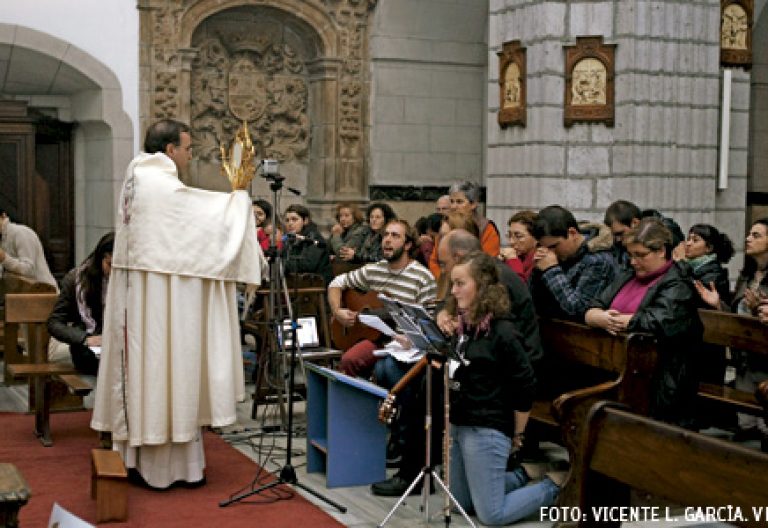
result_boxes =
[91,153,265,488]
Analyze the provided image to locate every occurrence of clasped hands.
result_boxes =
[533,247,558,271]
[587,308,631,336]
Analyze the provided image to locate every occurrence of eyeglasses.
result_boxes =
[507,232,528,240]
[628,250,653,260]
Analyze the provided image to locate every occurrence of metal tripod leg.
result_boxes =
[431,470,476,528]
[377,467,476,528]
[377,470,425,527]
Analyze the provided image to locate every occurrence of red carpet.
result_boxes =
[0,412,343,527]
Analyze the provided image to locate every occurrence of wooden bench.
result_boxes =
[568,400,768,527]
[91,449,128,523]
[4,292,93,446]
[529,319,658,448]
[696,309,768,420]
[1,272,57,382]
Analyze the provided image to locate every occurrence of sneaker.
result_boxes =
[371,475,434,497]
[521,461,569,481]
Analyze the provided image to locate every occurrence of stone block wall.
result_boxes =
[487,0,749,279]
[368,0,488,187]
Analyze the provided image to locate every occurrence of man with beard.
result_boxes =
[330,218,436,379]
[330,219,438,497]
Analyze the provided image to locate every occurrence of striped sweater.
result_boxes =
[329,259,437,305]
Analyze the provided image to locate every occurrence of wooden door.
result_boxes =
[0,102,74,280]
[34,117,74,278]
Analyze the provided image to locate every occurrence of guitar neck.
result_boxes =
[388,356,428,397]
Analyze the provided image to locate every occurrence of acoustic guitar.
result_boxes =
[377,356,428,424]
[330,289,384,350]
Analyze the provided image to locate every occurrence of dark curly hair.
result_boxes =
[688,223,734,263]
[445,251,509,323]
[366,202,397,232]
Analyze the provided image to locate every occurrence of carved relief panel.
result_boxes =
[497,40,526,128]
[720,0,752,67]
[564,36,616,127]
[139,0,376,205]
[190,26,309,165]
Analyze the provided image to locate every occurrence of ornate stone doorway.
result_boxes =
[139,0,376,221]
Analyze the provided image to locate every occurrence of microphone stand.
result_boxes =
[220,173,346,513]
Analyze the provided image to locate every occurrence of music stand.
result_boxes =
[375,297,476,528]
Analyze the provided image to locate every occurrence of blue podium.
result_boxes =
[305,363,389,488]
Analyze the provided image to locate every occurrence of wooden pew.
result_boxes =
[4,292,93,446]
[526,319,658,507]
[696,309,768,419]
[569,401,768,527]
[530,318,658,443]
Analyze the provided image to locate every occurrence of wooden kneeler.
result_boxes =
[90,449,128,523]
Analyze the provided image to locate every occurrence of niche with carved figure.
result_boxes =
[564,36,616,127]
[497,40,526,128]
[721,0,752,67]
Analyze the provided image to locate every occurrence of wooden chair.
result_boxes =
[244,273,339,420]
[569,400,768,526]
[5,292,91,446]
[1,272,57,382]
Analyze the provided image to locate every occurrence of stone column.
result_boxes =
[487,0,744,256]
[306,57,342,221]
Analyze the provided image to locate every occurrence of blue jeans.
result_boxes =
[373,355,414,390]
[450,425,559,525]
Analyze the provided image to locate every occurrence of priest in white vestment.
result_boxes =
[91,120,265,489]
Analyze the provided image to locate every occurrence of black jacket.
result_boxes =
[590,261,703,426]
[283,223,332,284]
[352,231,383,263]
[449,318,536,438]
[692,259,730,307]
[46,268,101,375]
[496,262,543,367]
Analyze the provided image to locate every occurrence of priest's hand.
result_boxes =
[86,335,102,347]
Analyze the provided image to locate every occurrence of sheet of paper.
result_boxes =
[358,314,396,337]
[89,346,101,357]
[372,340,423,363]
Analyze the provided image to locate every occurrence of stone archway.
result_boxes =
[0,24,133,264]
[138,0,376,220]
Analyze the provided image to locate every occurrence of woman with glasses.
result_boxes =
[585,218,702,427]
[500,211,537,284]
